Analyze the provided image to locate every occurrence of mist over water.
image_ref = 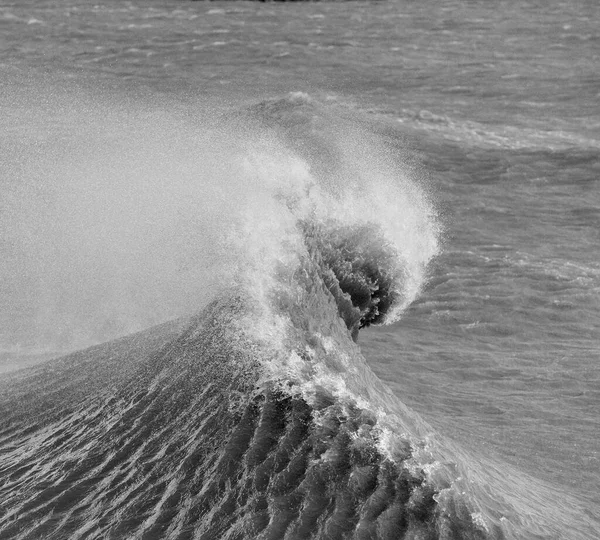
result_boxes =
[2,87,228,351]
[1,86,438,355]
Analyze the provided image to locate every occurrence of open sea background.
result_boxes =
[1,0,599,538]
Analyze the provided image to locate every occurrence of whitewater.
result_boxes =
[1,0,599,539]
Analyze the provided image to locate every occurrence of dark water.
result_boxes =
[1,0,599,538]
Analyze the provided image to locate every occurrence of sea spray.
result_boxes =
[0,90,438,355]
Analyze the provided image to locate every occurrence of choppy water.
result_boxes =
[1,0,599,538]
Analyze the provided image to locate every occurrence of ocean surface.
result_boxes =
[1,0,599,538]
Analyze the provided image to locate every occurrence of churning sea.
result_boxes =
[1,0,599,538]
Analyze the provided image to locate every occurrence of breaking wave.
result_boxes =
[1,94,594,540]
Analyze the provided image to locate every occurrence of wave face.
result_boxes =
[0,95,553,539]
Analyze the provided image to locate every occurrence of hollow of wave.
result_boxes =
[0,95,595,540]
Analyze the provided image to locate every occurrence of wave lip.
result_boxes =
[234,93,441,329]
